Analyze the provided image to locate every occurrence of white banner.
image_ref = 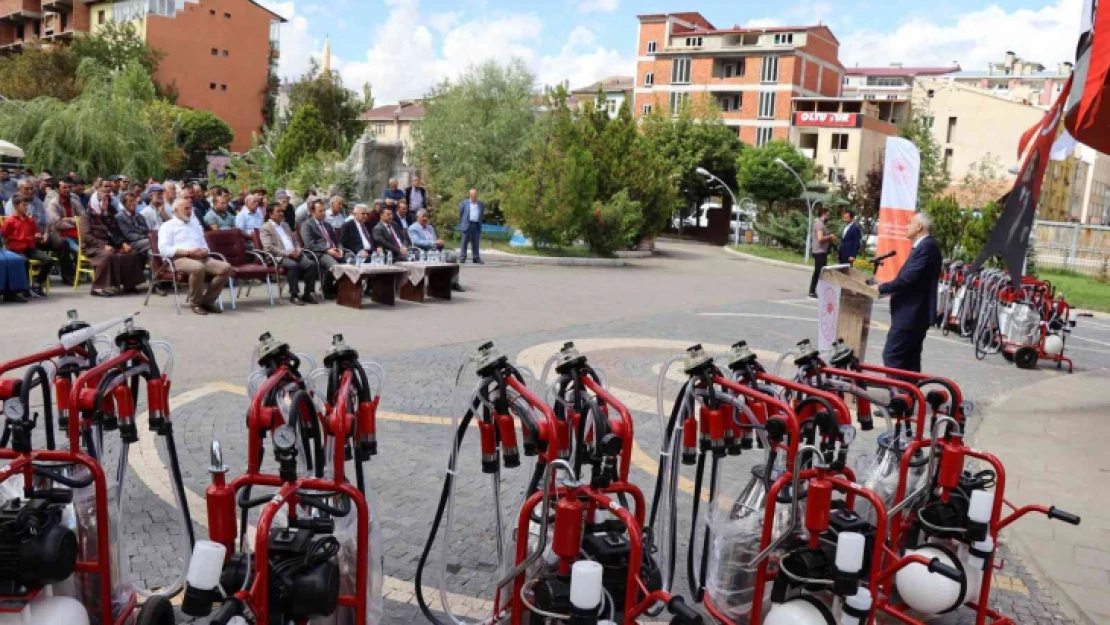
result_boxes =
[879,137,921,210]
[816,278,842,352]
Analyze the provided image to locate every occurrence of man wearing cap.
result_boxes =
[141,183,173,230]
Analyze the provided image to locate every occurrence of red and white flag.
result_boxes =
[874,137,920,282]
[1065,0,1110,153]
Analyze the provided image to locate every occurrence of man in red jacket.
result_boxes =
[1,195,54,297]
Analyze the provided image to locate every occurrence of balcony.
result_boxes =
[40,0,70,12]
[0,0,42,21]
[0,36,25,50]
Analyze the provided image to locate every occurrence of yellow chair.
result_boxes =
[72,216,95,290]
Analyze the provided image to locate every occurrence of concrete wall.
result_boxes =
[913,78,1044,181]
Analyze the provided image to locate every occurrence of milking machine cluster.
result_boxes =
[417,341,703,625]
[184,331,385,625]
[644,337,1082,625]
[937,263,1076,371]
[0,310,188,625]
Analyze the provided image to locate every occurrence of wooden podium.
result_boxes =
[816,264,879,362]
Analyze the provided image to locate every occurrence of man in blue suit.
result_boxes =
[877,212,942,372]
[838,210,862,265]
[458,188,484,264]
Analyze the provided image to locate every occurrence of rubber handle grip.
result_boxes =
[1048,506,1081,525]
[928,558,962,582]
[667,596,704,624]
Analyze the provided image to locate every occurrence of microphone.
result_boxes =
[872,250,896,264]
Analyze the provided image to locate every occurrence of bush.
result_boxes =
[755,209,842,255]
[924,195,969,260]
[581,190,644,256]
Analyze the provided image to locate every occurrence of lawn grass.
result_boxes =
[729,244,809,265]
[1038,269,1110,313]
[446,234,604,258]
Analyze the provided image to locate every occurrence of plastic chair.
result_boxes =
[0,215,51,293]
[72,216,96,291]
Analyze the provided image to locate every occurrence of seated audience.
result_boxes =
[341,204,375,259]
[0,235,31,302]
[260,202,318,306]
[235,193,264,245]
[324,196,347,229]
[396,200,413,229]
[45,179,85,284]
[205,193,237,231]
[300,200,344,299]
[371,207,409,261]
[115,192,152,255]
[79,204,145,296]
[141,183,173,229]
[1,195,53,297]
[157,199,232,316]
[408,209,464,291]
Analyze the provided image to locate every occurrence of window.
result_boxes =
[946,116,958,143]
[831,133,849,151]
[644,72,654,87]
[757,91,776,119]
[718,94,741,112]
[222,50,229,57]
[642,104,653,115]
[671,57,692,84]
[220,84,227,91]
[607,99,617,115]
[922,115,935,129]
[685,36,703,47]
[724,64,735,78]
[97,10,105,24]
[773,33,794,45]
[736,58,746,76]
[669,92,689,114]
[209,83,217,90]
[828,168,846,184]
[210,9,215,15]
[756,127,775,147]
[646,41,657,54]
[865,76,905,87]
[943,148,953,174]
[224,12,231,18]
[211,48,218,55]
[761,55,780,83]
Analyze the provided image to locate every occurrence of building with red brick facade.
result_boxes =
[634,12,845,146]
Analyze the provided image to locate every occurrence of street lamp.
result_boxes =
[696,167,742,244]
[775,157,815,262]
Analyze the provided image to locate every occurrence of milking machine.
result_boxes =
[417,341,701,625]
[998,277,1075,372]
[183,332,384,625]
[0,312,190,625]
[871,415,1082,625]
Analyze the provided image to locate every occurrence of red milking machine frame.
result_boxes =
[184,333,381,625]
[0,311,185,625]
[417,341,702,625]
[999,276,1075,372]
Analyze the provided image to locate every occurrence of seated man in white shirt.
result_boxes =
[157,198,232,316]
[234,193,264,247]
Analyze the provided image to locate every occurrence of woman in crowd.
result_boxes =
[79,207,146,296]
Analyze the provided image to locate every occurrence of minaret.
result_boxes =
[322,36,331,74]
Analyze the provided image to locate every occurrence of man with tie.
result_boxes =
[875,212,943,372]
[341,204,376,258]
[260,202,318,305]
[838,210,863,265]
[300,199,345,299]
[371,207,409,261]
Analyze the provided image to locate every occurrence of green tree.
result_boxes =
[180,110,234,173]
[899,113,950,207]
[113,60,157,103]
[0,44,80,101]
[72,21,162,74]
[411,59,537,220]
[736,139,813,211]
[275,104,330,174]
[641,96,742,225]
[583,189,644,256]
[858,154,884,234]
[924,195,968,259]
[142,100,187,176]
[961,199,1002,262]
[287,59,366,150]
[360,82,375,112]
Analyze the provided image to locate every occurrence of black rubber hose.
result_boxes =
[21,365,55,450]
[300,493,351,518]
[647,379,690,533]
[686,451,707,597]
[290,389,323,478]
[34,466,95,489]
[161,422,197,548]
[415,408,475,625]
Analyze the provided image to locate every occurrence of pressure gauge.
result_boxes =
[3,398,24,421]
[273,425,297,452]
[839,424,857,446]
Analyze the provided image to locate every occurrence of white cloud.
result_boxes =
[428,11,463,33]
[567,25,595,47]
[839,0,1083,70]
[261,0,319,80]
[577,0,618,14]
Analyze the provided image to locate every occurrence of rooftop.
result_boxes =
[637,11,838,44]
[359,102,424,122]
[946,70,1071,79]
[570,76,634,95]
[846,66,960,77]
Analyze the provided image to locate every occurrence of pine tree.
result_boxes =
[275,104,330,174]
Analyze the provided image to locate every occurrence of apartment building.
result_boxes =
[634,11,844,146]
[841,64,960,125]
[789,98,899,186]
[359,101,424,164]
[940,51,1072,108]
[570,75,634,118]
[0,0,283,152]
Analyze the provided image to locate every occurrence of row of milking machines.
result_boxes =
[0,312,1084,625]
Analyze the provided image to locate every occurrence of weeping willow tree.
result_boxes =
[0,59,164,179]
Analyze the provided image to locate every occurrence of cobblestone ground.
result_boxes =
[66,299,1081,624]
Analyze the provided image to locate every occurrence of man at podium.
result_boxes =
[875,213,942,372]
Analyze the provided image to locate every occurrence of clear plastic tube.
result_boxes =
[656,354,685,437]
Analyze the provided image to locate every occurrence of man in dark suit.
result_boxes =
[457,188,484,264]
[341,204,376,259]
[372,207,409,261]
[877,213,943,372]
[405,176,428,214]
[838,210,862,265]
[300,200,345,299]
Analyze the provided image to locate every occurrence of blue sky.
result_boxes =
[260,0,1083,104]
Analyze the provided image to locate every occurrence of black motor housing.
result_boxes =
[0,496,78,594]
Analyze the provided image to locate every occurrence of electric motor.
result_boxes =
[0,496,78,594]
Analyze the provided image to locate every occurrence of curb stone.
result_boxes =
[721,245,810,273]
[480,249,628,267]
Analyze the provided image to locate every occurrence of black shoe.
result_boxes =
[202,303,224,314]
[290,296,304,306]
[5,292,30,303]
[458,257,467,264]
[302,293,318,304]
[451,282,465,292]
[30,286,46,298]
[473,258,485,265]
[323,291,337,301]
[807,293,818,299]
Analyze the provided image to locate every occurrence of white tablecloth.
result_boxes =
[330,263,406,283]
[395,261,456,286]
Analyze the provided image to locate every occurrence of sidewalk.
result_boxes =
[975,368,1110,625]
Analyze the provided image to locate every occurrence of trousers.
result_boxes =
[460,222,481,261]
[173,257,232,307]
[883,327,926,373]
[809,252,828,296]
[280,255,318,298]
